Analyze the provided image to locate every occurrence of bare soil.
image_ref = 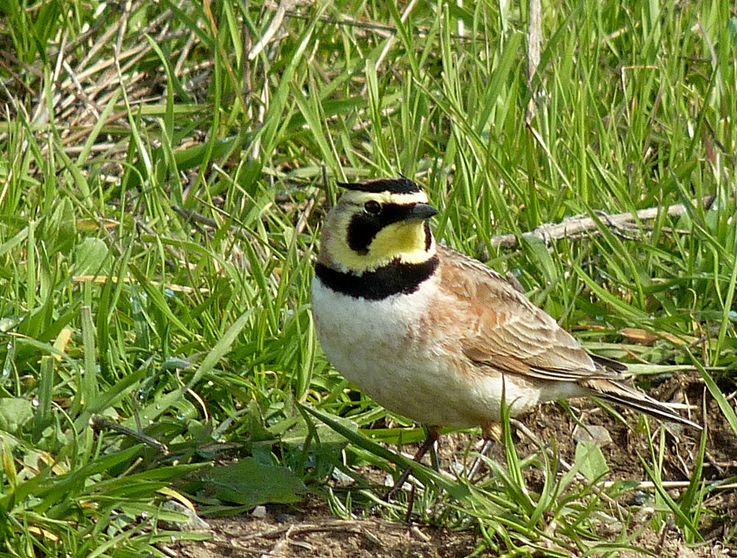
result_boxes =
[177,508,478,558]
[173,376,737,557]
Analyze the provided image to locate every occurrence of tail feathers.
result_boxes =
[590,354,628,374]
[585,379,702,430]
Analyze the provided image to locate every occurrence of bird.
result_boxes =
[310,176,700,485]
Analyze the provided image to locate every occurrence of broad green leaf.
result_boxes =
[205,458,306,508]
[574,441,609,483]
[0,398,34,434]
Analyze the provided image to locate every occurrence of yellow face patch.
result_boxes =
[369,221,434,263]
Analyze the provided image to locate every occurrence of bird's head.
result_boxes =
[317,177,437,274]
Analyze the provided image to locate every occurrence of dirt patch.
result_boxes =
[173,376,736,557]
[512,376,723,481]
[174,499,478,557]
[511,376,737,550]
[624,528,732,558]
[171,498,731,558]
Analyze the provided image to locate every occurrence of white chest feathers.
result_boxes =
[311,274,435,372]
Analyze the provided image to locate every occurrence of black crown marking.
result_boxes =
[337,177,421,195]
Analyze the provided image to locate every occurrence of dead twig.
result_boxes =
[489,196,715,251]
[248,0,294,61]
[90,415,169,454]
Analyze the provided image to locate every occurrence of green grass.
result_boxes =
[1,0,736,555]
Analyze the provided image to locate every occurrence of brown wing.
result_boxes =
[436,245,626,382]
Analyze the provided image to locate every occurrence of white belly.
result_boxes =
[311,276,546,427]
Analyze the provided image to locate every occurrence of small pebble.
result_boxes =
[251,505,267,519]
[331,468,354,485]
[450,461,466,476]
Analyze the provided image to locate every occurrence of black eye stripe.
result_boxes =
[347,203,423,254]
[374,203,417,222]
[347,216,380,254]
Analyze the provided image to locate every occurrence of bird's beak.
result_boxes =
[406,203,438,220]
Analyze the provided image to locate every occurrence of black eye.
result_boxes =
[363,200,382,215]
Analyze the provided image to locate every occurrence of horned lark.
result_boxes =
[311,177,699,471]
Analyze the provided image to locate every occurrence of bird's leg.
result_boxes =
[466,423,502,480]
[467,420,545,480]
[386,425,440,501]
[405,483,417,523]
[429,430,441,471]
